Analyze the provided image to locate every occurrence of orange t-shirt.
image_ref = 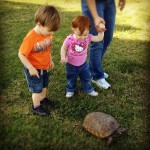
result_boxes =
[19,29,53,70]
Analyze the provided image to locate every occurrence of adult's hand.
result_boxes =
[94,16,106,32]
[118,0,126,11]
[86,0,106,32]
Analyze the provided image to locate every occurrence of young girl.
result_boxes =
[18,5,60,116]
[60,15,105,98]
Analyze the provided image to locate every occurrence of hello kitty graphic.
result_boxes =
[71,41,86,53]
[75,45,84,52]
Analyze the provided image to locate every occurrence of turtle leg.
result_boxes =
[107,136,113,146]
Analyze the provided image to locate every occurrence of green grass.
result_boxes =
[0,0,150,149]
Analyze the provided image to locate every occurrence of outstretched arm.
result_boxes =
[92,32,104,42]
[92,23,105,42]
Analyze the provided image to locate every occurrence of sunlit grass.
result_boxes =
[5,0,81,11]
[115,0,150,41]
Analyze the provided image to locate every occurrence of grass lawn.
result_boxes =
[0,0,150,149]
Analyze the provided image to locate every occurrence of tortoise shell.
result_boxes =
[83,112,120,138]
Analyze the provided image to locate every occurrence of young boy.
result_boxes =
[60,15,105,98]
[18,5,60,116]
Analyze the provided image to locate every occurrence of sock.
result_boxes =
[33,105,40,109]
[40,97,46,102]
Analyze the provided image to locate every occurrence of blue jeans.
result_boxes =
[81,0,116,80]
[66,62,94,93]
[24,67,49,93]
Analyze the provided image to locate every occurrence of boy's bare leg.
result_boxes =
[32,92,49,116]
[40,88,47,100]
[40,88,53,106]
[32,93,42,107]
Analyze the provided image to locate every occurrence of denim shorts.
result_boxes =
[24,67,50,93]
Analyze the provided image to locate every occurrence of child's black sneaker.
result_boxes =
[32,105,50,116]
[40,98,54,107]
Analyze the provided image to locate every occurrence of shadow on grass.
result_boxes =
[115,24,140,31]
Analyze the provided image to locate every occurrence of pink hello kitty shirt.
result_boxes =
[63,34,92,66]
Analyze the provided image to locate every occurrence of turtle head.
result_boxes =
[111,125,126,138]
[117,126,126,135]
[106,126,126,146]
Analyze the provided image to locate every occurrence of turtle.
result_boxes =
[83,112,126,145]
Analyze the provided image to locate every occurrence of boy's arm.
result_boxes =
[18,51,39,78]
[49,51,54,69]
[50,56,54,69]
[60,44,67,64]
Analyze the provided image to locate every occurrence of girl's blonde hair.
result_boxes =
[72,15,91,34]
[35,5,60,31]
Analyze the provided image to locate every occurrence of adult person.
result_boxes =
[81,0,126,89]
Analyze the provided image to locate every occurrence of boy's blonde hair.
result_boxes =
[35,5,60,31]
[72,15,91,34]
